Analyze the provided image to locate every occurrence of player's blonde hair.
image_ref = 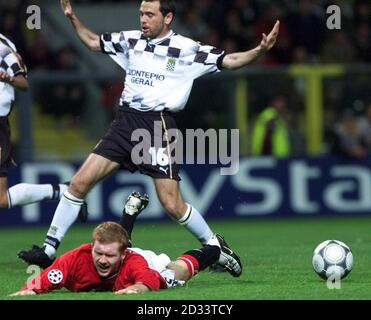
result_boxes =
[92,222,130,252]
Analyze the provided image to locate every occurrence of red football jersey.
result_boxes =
[22,244,167,293]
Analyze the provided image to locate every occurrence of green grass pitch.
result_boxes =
[1,216,371,300]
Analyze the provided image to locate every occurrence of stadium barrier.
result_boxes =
[2,155,371,226]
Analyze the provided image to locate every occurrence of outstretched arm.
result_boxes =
[222,20,280,70]
[60,0,100,51]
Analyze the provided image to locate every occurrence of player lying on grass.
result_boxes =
[11,198,241,296]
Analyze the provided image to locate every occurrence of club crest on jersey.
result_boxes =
[166,58,176,71]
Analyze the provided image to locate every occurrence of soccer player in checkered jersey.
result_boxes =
[18,0,279,270]
[0,33,73,210]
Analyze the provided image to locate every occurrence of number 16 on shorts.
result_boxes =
[149,147,170,166]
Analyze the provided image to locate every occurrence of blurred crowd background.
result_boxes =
[2,0,371,67]
[0,0,371,161]
[2,0,371,68]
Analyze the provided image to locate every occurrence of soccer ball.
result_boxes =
[312,240,353,280]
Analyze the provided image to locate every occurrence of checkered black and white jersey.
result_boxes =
[100,30,225,112]
[0,33,27,116]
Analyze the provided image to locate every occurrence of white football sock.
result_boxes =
[43,190,83,258]
[7,183,67,208]
[178,203,213,245]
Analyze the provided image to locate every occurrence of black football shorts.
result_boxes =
[93,104,180,181]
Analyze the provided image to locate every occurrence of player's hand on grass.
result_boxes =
[114,288,141,295]
[114,283,149,295]
[10,290,36,296]
[61,0,74,18]
[260,20,280,52]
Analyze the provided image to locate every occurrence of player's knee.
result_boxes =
[161,198,184,217]
[68,177,89,198]
[161,198,176,214]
